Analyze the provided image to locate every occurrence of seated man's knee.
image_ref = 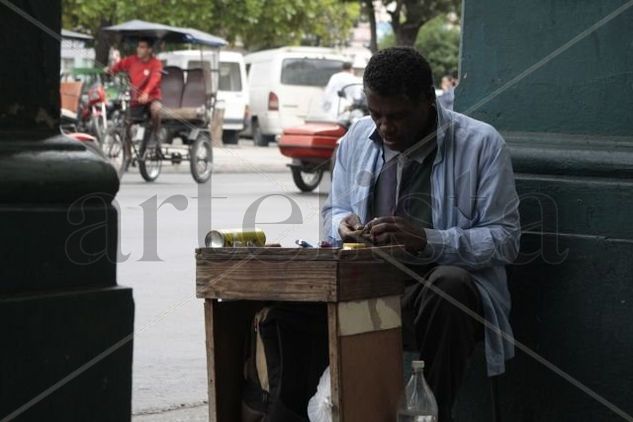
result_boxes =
[426,265,474,301]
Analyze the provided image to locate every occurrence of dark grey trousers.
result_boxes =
[402,265,484,422]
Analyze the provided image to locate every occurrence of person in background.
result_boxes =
[322,47,520,421]
[321,61,362,120]
[106,37,163,129]
[437,75,456,110]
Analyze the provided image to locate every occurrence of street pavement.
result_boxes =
[118,140,330,420]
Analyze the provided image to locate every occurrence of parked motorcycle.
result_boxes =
[59,67,108,143]
[278,83,368,192]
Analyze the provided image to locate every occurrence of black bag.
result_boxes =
[241,303,329,422]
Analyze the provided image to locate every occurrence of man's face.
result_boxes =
[366,88,434,152]
[136,41,151,60]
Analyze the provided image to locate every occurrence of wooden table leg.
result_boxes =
[331,296,404,422]
[328,303,343,422]
[204,299,217,422]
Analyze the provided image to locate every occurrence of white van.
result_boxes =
[159,50,249,144]
[244,47,348,146]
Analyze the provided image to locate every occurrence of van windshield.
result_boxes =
[219,62,242,91]
[281,58,343,87]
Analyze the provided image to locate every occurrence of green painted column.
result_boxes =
[0,1,134,420]
[453,1,633,421]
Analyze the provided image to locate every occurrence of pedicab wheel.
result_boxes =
[190,132,213,183]
[139,128,162,182]
[291,166,324,192]
[102,125,127,178]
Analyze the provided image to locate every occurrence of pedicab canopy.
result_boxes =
[102,20,227,104]
[102,20,227,48]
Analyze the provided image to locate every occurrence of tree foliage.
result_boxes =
[385,0,460,47]
[380,14,460,84]
[415,15,460,83]
[62,0,360,63]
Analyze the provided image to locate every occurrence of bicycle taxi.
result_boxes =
[101,20,227,183]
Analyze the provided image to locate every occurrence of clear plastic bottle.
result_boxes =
[397,360,438,422]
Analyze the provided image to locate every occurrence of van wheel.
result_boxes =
[291,167,324,192]
[253,121,271,147]
[222,130,239,145]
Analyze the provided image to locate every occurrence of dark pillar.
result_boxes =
[453,1,633,421]
[0,1,134,420]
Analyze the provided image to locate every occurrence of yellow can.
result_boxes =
[342,242,367,250]
[205,229,266,248]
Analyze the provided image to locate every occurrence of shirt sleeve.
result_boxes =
[142,59,163,96]
[424,136,521,270]
[321,128,355,242]
[110,56,131,74]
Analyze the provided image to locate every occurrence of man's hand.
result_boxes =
[138,92,150,104]
[365,216,427,253]
[338,214,365,242]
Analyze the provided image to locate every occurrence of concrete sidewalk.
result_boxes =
[133,404,208,421]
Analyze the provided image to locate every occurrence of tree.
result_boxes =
[62,0,360,65]
[386,0,460,47]
[415,15,460,83]
[379,14,460,84]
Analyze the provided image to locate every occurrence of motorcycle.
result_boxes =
[278,83,368,192]
[59,67,108,143]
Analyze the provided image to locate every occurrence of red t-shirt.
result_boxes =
[111,55,162,105]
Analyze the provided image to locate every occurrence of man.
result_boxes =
[321,61,362,120]
[437,75,456,111]
[107,37,162,128]
[322,48,520,420]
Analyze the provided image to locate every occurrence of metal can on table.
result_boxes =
[205,228,266,248]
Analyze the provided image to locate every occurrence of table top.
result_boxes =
[196,245,409,261]
[195,246,411,302]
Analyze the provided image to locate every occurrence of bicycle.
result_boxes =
[101,78,163,181]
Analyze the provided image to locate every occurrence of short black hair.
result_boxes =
[138,37,155,47]
[342,61,353,71]
[363,47,435,103]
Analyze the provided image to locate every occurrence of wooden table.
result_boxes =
[196,246,410,422]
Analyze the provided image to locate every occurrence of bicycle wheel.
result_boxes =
[138,125,162,182]
[102,125,127,178]
[189,132,213,183]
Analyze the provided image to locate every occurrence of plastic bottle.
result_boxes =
[397,360,438,422]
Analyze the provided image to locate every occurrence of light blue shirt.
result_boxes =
[322,103,521,376]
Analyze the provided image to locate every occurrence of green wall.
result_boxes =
[457,0,633,136]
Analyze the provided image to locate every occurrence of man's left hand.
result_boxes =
[365,216,427,253]
[138,92,150,104]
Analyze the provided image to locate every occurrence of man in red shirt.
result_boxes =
[107,37,163,129]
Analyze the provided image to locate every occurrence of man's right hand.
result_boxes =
[338,214,365,242]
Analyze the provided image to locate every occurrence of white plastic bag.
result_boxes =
[307,366,332,422]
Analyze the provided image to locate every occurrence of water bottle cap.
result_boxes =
[412,360,425,370]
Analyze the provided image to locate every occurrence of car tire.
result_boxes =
[222,129,239,145]
[253,120,273,147]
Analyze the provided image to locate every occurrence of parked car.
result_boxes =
[159,50,249,144]
[244,47,348,146]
